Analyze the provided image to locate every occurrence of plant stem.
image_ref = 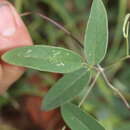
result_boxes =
[98,65,130,110]
[126,36,129,56]
[123,14,130,56]
[20,12,83,48]
[78,72,100,107]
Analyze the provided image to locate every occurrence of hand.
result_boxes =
[0,0,33,94]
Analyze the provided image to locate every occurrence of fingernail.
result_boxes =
[0,3,16,36]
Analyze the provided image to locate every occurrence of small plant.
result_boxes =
[2,0,130,129]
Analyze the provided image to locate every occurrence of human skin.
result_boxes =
[0,0,33,94]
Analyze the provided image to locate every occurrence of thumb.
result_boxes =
[0,1,33,94]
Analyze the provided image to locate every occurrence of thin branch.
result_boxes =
[123,13,130,38]
[20,12,83,48]
[123,13,130,56]
[78,72,100,107]
[20,12,31,17]
[98,65,130,110]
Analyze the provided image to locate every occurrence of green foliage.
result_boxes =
[84,0,108,65]
[1,0,108,129]
[61,103,105,130]
[1,0,130,129]
[42,68,90,110]
[2,45,83,73]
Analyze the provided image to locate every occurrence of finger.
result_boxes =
[0,1,33,94]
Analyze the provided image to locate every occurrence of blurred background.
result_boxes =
[1,0,130,130]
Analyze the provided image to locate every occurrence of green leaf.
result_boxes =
[2,45,83,73]
[61,103,105,130]
[42,68,90,110]
[84,0,108,65]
